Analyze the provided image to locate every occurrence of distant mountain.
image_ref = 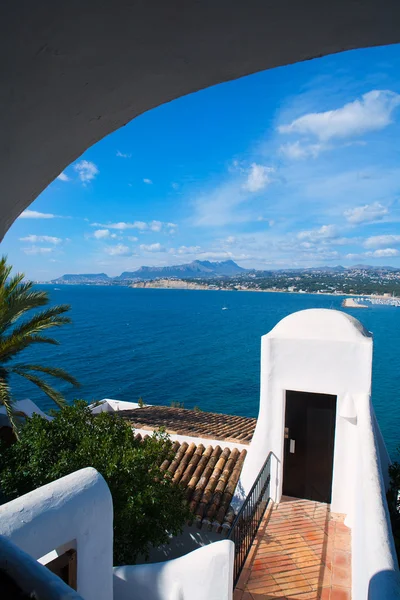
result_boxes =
[51,262,400,285]
[116,260,247,280]
[350,264,399,272]
[304,265,347,273]
[52,273,111,284]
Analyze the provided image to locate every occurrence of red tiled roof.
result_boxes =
[120,405,256,444]
[134,432,247,531]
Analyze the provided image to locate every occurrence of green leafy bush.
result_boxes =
[0,401,191,564]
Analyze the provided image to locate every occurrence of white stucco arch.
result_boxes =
[241,308,374,517]
[2,0,400,238]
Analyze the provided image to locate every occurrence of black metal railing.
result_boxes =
[228,452,272,587]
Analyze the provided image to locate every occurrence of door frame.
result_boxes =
[281,388,338,503]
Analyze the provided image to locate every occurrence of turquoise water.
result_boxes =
[10,286,400,458]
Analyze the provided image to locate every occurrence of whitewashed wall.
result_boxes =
[0,534,84,600]
[0,466,234,600]
[0,468,114,600]
[241,308,373,514]
[352,394,400,600]
[240,308,400,599]
[113,540,234,600]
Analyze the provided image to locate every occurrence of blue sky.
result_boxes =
[3,44,400,279]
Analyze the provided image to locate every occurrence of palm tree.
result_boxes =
[0,256,80,432]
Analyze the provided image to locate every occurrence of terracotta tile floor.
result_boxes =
[234,497,351,600]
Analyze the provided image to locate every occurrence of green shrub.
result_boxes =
[170,401,184,408]
[0,401,191,564]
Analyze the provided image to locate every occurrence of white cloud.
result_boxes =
[345,253,362,261]
[278,90,400,141]
[19,235,62,245]
[344,202,388,224]
[116,151,131,158]
[193,162,277,227]
[104,244,132,256]
[171,182,179,190]
[279,141,326,160]
[19,210,55,219]
[197,251,238,260]
[93,229,111,239]
[364,234,400,248]
[257,216,275,226]
[347,248,400,260]
[297,225,338,242]
[143,178,153,185]
[140,243,165,253]
[167,223,178,234]
[22,246,54,255]
[149,220,162,232]
[91,221,147,230]
[172,245,201,255]
[225,236,237,245]
[91,220,177,234]
[74,160,99,183]
[127,236,138,242]
[243,163,274,192]
[366,248,399,258]
[57,172,69,182]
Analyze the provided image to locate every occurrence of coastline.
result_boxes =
[40,282,399,300]
[129,282,353,297]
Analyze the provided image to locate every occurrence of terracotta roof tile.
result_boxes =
[134,432,247,531]
[120,405,256,444]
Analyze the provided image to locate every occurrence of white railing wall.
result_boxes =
[352,395,400,600]
[113,540,234,600]
[0,468,114,600]
[0,466,235,600]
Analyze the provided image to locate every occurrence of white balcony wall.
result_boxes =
[0,468,114,600]
[113,540,234,600]
[240,308,400,599]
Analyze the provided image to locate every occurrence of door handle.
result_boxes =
[290,439,296,454]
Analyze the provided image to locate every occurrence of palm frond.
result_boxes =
[0,256,12,288]
[0,377,19,436]
[0,334,60,363]
[0,258,77,415]
[10,304,71,339]
[12,370,67,408]
[5,272,27,296]
[0,289,50,333]
[11,364,80,388]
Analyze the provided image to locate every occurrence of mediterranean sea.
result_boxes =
[11,286,400,458]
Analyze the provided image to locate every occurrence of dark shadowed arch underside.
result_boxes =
[1,0,400,238]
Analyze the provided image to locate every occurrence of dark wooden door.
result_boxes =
[283,391,336,503]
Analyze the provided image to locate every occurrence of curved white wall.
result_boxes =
[0,466,235,600]
[0,468,113,600]
[113,539,234,600]
[241,309,373,516]
[240,308,400,599]
[352,395,400,600]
